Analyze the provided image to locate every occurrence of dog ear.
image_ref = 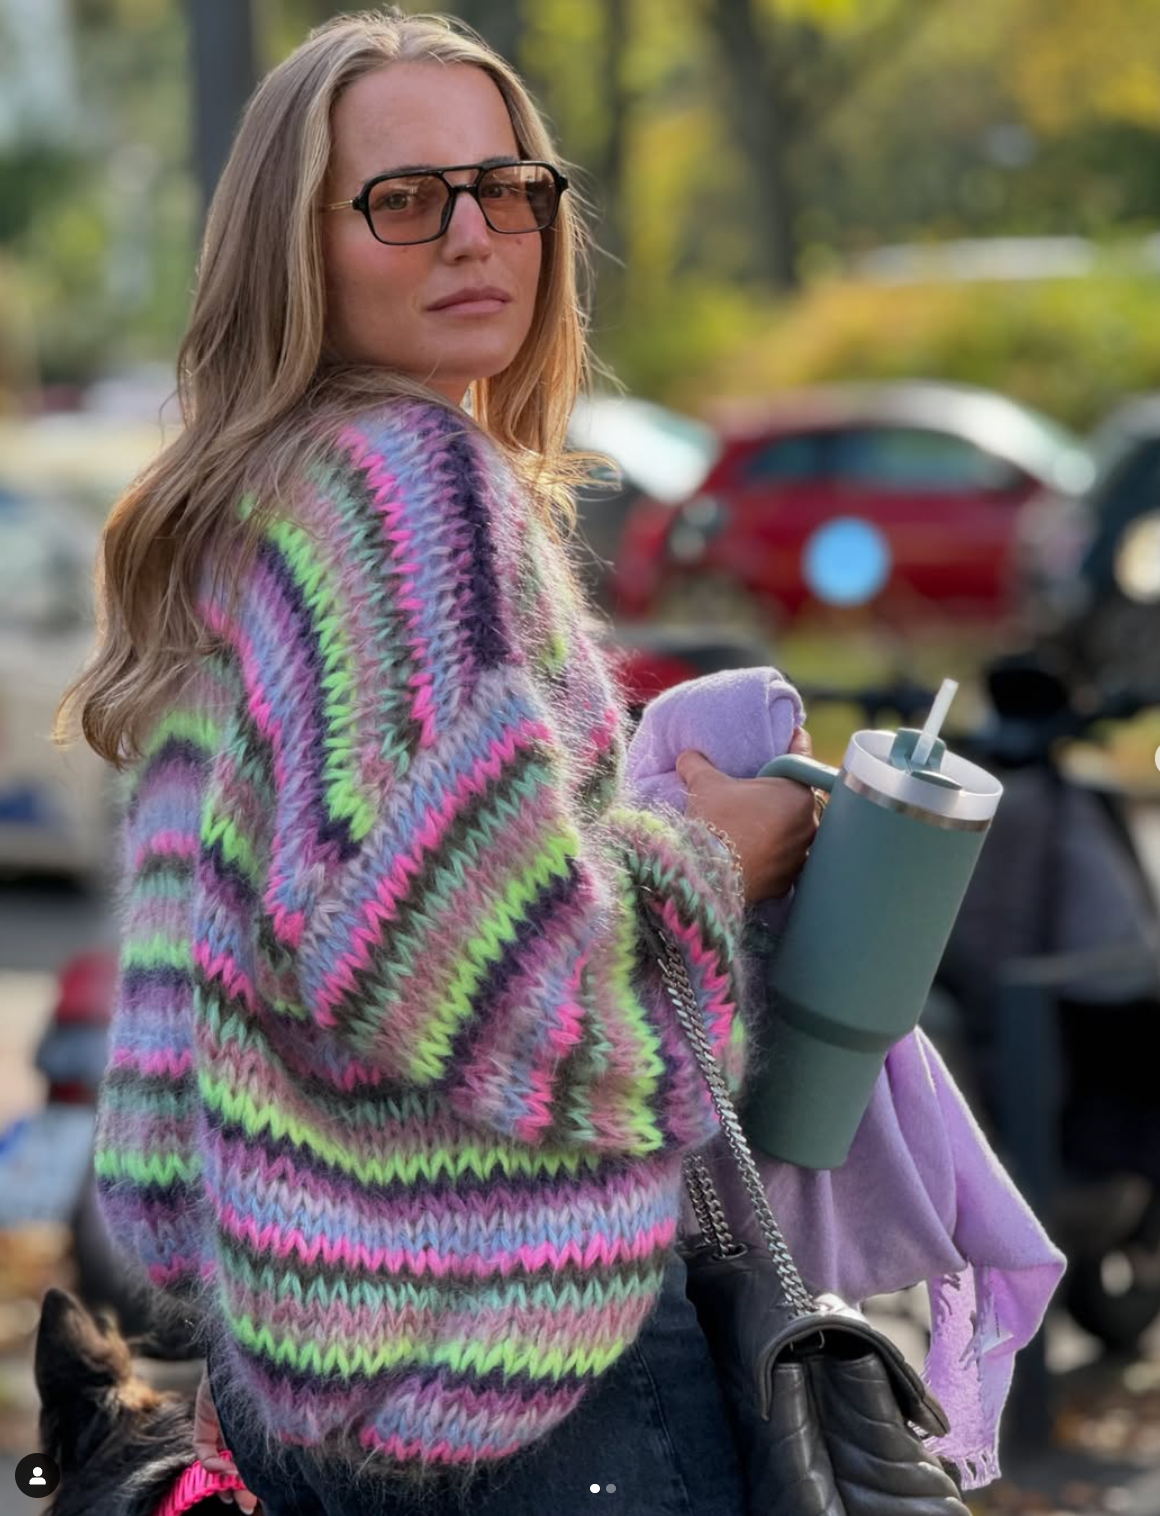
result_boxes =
[35,1288,137,1468]
[35,1288,133,1395]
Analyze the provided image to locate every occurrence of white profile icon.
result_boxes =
[28,1467,47,1486]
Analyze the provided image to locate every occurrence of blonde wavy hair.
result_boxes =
[58,7,597,767]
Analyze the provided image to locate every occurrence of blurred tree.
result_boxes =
[0,147,84,245]
[1010,0,1160,136]
[709,0,918,286]
[683,267,1160,431]
[448,0,522,63]
[3,0,193,385]
[702,0,798,287]
[588,0,631,273]
[269,2,522,61]
[0,252,36,409]
[185,0,258,219]
[7,0,1160,400]
[791,0,1160,254]
[265,0,334,56]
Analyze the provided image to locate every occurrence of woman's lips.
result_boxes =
[427,297,510,316]
[427,287,512,316]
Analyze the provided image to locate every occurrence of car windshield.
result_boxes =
[906,389,1095,495]
[569,396,721,503]
[719,385,1095,497]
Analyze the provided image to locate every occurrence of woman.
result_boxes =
[59,10,817,1513]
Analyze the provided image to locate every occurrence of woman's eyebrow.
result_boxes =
[368,154,521,177]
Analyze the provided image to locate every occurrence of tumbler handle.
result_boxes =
[757,754,839,791]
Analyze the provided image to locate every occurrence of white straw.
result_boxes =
[911,678,959,770]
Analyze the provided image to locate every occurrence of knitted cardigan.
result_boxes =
[94,398,749,1474]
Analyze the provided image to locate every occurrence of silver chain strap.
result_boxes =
[684,1151,735,1257]
[651,916,816,1320]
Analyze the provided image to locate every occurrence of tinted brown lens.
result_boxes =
[479,166,557,230]
[368,174,447,242]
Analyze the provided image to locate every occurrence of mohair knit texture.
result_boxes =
[94,399,749,1476]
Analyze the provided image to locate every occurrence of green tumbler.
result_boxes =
[741,727,1003,1169]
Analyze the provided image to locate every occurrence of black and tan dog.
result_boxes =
[34,1287,237,1516]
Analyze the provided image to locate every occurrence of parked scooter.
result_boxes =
[798,657,1160,1351]
[795,518,1160,1353]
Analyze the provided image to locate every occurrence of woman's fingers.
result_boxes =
[676,734,819,901]
[789,724,812,756]
[216,1492,260,1513]
[193,1366,260,1511]
[195,1457,260,1513]
[756,771,819,898]
[197,1454,235,1474]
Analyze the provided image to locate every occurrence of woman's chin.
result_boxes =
[424,342,524,392]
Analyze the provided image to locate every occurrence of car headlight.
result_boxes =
[666,494,727,564]
[1114,512,1160,603]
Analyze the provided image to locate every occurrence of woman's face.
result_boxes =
[322,62,544,403]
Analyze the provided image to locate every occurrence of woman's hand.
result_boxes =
[193,1365,260,1514]
[676,726,818,905]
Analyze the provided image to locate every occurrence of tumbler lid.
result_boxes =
[888,728,961,790]
[843,729,1002,824]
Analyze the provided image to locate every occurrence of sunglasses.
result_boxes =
[320,160,568,246]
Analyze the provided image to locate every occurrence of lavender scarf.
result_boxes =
[625,667,1065,1490]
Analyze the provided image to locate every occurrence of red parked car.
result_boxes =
[610,381,1095,633]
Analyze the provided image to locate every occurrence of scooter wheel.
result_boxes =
[1064,1246,1160,1354]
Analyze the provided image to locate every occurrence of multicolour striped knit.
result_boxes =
[95,398,748,1473]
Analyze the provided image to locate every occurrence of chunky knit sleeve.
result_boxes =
[203,400,747,1157]
[93,656,238,1304]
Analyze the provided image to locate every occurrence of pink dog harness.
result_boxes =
[154,1456,247,1515]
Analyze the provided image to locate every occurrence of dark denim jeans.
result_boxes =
[209,1253,746,1516]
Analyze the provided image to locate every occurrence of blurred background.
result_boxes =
[2,2,1160,1512]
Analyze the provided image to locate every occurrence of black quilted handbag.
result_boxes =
[649,916,971,1515]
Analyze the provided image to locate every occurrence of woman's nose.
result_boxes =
[442,187,493,253]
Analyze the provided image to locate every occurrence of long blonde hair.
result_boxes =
[58,7,596,768]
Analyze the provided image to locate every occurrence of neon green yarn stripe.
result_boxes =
[572,866,669,1151]
[222,1251,657,1315]
[406,822,581,1084]
[331,753,557,1045]
[540,627,568,678]
[121,934,193,973]
[197,1068,593,1184]
[224,1311,626,1381]
[352,747,553,997]
[200,806,260,888]
[525,859,668,1153]
[264,515,377,843]
[94,1147,202,1186]
[606,803,734,942]
[142,708,221,760]
[310,452,419,780]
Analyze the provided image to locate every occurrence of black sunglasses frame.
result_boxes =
[321,160,569,246]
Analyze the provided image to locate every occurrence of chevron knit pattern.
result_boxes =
[94,399,749,1475]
